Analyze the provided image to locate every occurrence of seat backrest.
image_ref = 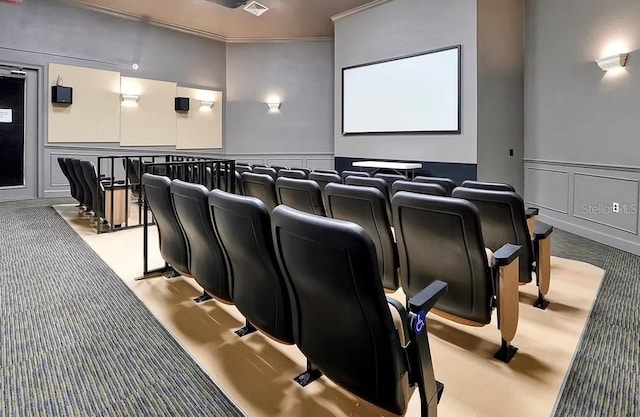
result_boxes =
[123,158,142,190]
[344,176,392,222]
[240,172,279,212]
[324,183,398,290]
[313,169,338,175]
[452,187,533,283]
[252,163,267,168]
[57,158,77,200]
[271,205,408,415]
[392,192,493,324]
[275,178,325,216]
[290,167,311,176]
[374,173,408,193]
[278,169,307,180]
[142,173,190,276]
[270,165,288,172]
[341,170,370,182]
[209,190,294,343]
[391,180,447,198]
[308,172,342,190]
[461,180,515,193]
[70,159,89,208]
[236,165,252,174]
[170,180,230,301]
[253,166,277,180]
[413,176,457,195]
[80,160,100,214]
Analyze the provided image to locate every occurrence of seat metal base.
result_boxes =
[294,367,323,387]
[193,292,213,304]
[494,340,518,363]
[534,292,549,310]
[234,321,257,337]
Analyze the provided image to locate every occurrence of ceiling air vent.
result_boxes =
[243,1,269,16]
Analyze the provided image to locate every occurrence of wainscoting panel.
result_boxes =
[524,168,569,213]
[525,159,640,255]
[572,173,639,235]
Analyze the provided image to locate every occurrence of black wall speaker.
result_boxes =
[175,97,190,112]
[51,86,73,104]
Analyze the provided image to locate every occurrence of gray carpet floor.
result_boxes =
[0,202,244,417]
[551,229,639,417]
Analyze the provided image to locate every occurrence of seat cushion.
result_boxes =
[387,301,410,409]
[485,248,496,267]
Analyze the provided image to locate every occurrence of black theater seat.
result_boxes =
[241,172,279,213]
[64,159,85,208]
[414,176,457,195]
[80,160,101,217]
[452,187,554,309]
[275,177,325,216]
[313,168,339,175]
[57,158,79,205]
[460,180,540,233]
[344,176,392,223]
[271,205,447,416]
[391,180,447,198]
[290,167,311,177]
[170,180,231,303]
[123,158,142,198]
[461,180,515,192]
[270,165,288,173]
[393,192,522,363]
[236,165,252,175]
[142,173,191,278]
[71,159,92,212]
[324,183,398,291]
[308,172,341,190]
[278,169,307,180]
[374,173,408,194]
[340,170,369,182]
[253,166,277,180]
[209,190,294,342]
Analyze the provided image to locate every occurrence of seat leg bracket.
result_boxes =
[494,339,518,363]
[534,290,549,310]
[163,268,181,279]
[234,321,257,337]
[294,361,323,387]
[193,291,212,304]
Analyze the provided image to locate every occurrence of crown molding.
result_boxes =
[330,0,391,22]
[68,0,334,43]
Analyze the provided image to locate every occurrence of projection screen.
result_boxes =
[342,45,461,135]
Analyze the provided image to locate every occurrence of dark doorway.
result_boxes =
[0,76,25,187]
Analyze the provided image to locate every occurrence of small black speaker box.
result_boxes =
[51,86,73,104]
[175,97,190,112]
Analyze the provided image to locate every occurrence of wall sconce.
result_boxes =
[266,100,281,110]
[121,93,140,104]
[200,100,215,108]
[596,53,628,71]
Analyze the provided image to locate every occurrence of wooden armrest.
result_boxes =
[534,223,553,240]
[494,244,521,267]
[525,207,539,218]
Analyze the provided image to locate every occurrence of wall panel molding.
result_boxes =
[525,160,640,255]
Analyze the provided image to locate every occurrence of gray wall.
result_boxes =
[225,41,335,169]
[477,0,524,193]
[333,0,478,164]
[0,0,227,197]
[524,0,640,254]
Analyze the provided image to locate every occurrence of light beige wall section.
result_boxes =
[48,63,120,143]
[120,77,177,147]
[176,87,223,150]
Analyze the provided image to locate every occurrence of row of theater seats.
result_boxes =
[232,164,554,358]
[56,157,126,226]
[142,173,446,416]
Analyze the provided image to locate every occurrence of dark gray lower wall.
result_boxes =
[335,156,477,184]
[525,160,640,255]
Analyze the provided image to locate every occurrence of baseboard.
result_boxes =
[538,213,640,256]
[43,189,72,199]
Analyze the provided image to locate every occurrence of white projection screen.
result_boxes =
[342,45,461,135]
